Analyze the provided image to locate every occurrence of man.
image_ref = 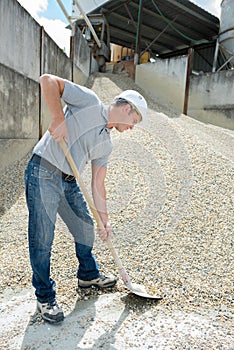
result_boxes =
[25,74,147,323]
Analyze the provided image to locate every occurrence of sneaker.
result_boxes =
[37,300,64,324]
[78,273,117,289]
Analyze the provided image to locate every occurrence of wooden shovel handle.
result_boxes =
[60,139,103,228]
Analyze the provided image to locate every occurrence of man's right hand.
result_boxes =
[48,118,68,143]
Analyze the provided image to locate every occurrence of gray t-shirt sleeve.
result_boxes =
[91,154,109,168]
[62,80,99,108]
[90,136,112,168]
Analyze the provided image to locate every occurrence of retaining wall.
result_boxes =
[0,0,97,172]
[188,70,234,129]
[0,0,41,81]
[136,59,234,130]
[136,56,188,113]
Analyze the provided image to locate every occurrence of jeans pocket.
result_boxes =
[31,165,54,180]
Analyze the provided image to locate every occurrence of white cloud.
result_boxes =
[209,0,221,18]
[39,17,71,55]
[17,0,71,56]
[17,0,48,19]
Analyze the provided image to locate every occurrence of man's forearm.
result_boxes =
[40,74,68,142]
[92,183,109,225]
[92,181,112,241]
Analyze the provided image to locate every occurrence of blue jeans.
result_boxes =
[25,158,99,303]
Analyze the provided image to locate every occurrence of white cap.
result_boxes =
[115,90,147,121]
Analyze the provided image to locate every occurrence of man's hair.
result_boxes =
[112,97,129,107]
[112,98,138,114]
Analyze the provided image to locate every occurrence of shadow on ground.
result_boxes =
[20,292,160,350]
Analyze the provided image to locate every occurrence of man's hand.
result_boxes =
[48,118,68,142]
[97,221,112,242]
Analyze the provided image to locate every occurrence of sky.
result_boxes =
[17,0,222,56]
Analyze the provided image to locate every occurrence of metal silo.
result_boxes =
[219,0,234,67]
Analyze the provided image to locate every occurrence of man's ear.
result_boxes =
[122,103,131,114]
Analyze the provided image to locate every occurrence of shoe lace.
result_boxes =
[47,300,59,310]
[99,274,108,281]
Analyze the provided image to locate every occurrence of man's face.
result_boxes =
[114,104,142,132]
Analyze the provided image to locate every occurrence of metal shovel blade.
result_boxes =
[118,266,162,300]
[128,282,162,299]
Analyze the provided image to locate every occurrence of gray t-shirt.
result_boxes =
[33,80,112,175]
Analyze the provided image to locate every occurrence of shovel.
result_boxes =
[60,139,162,299]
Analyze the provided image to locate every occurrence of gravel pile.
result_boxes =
[0,73,233,349]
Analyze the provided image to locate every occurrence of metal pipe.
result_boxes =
[217,53,234,71]
[183,48,194,115]
[56,0,73,27]
[212,38,219,72]
[141,15,178,56]
[134,0,143,65]
[73,0,102,48]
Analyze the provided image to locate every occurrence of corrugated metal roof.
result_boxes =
[89,0,220,58]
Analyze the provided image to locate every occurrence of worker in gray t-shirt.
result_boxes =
[25,73,147,324]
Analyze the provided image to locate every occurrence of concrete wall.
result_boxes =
[0,65,40,169]
[136,56,188,113]
[188,70,234,129]
[0,0,97,172]
[136,57,234,130]
[40,31,72,135]
[0,0,41,81]
[0,65,39,139]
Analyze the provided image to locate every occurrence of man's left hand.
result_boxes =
[97,221,112,242]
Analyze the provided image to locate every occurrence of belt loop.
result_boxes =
[64,174,75,182]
